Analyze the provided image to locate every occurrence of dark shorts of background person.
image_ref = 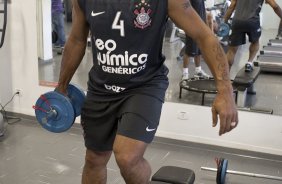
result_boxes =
[185,35,201,56]
[80,93,164,151]
[229,20,261,46]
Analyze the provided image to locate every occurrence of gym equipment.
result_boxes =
[232,66,272,113]
[255,54,282,73]
[260,45,282,56]
[0,0,8,48]
[232,66,260,107]
[179,77,237,106]
[201,158,282,184]
[268,39,282,47]
[217,22,230,37]
[151,166,195,184]
[33,84,85,133]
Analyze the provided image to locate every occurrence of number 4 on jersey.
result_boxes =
[112,11,125,37]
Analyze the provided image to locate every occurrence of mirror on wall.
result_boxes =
[37,0,282,116]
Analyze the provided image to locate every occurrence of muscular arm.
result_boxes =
[168,0,232,94]
[56,0,89,93]
[266,0,282,19]
[223,0,237,23]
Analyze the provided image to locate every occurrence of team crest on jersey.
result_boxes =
[133,0,152,29]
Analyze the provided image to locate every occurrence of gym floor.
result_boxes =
[3,21,279,184]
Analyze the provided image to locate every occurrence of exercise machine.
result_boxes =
[268,39,282,47]
[255,38,282,73]
[261,45,282,56]
[255,54,282,73]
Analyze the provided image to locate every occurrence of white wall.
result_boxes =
[261,0,282,30]
[37,0,53,60]
[0,0,52,115]
[0,0,282,156]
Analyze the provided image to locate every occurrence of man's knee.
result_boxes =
[114,149,143,171]
[250,40,260,48]
[84,149,112,168]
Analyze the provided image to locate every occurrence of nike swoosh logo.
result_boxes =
[91,11,105,17]
[146,126,156,132]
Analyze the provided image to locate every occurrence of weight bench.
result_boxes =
[151,166,195,184]
[232,66,260,108]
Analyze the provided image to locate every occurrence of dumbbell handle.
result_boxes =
[201,167,282,181]
[41,109,57,124]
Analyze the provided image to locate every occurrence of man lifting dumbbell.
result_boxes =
[224,0,282,72]
[55,0,238,183]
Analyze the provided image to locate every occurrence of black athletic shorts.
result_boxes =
[80,94,163,151]
[229,20,261,46]
[185,35,201,56]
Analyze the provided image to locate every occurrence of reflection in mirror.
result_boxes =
[37,0,282,116]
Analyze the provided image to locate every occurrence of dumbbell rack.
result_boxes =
[0,0,8,48]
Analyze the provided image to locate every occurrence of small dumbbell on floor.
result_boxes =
[33,84,86,133]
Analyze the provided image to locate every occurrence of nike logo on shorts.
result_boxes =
[146,126,156,132]
[91,11,105,17]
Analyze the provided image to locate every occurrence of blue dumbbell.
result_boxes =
[33,84,85,133]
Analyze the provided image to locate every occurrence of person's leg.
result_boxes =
[114,95,163,183]
[52,13,59,46]
[245,22,261,72]
[248,40,259,63]
[193,54,210,78]
[80,95,125,183]
[226,23,245,70]
[226,46,239,70]
[56,12,66,46]
[182,35,194,80]
[113,135,151,184]
[194,55,201,67]
[182,53,190,80]
[82,149,112,184]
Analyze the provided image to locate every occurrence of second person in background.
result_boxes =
[182,0,213,80]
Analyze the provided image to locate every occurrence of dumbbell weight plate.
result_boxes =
[217,23,230,37]
[34,91,75,133]
[67,84,86,117]
[221,159,228,184]
[216,158,228,184]
[216,158,224,184]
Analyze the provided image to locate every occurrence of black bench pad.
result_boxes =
[152,166,195,184]
[233,66,260,90]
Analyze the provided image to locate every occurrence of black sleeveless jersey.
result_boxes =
[78,0,169,102]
